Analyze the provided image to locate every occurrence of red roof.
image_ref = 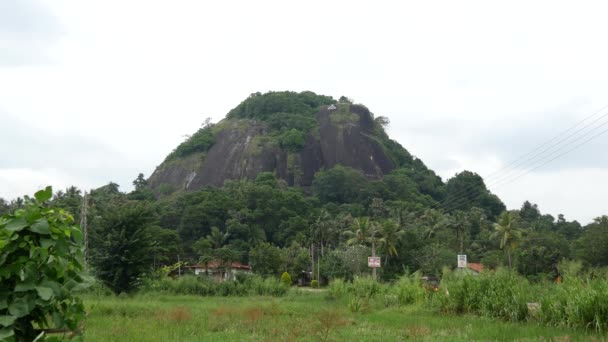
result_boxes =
[467,263,484,273]
[185,262,251,271]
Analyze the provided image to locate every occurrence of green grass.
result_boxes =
[80,291,605,341]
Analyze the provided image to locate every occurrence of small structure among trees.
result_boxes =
[185,262,252,282]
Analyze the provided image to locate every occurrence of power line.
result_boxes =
[436,103,608,213]
[484,103,608,180]
[441,120,608,213]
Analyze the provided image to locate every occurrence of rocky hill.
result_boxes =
[148,91,438,196]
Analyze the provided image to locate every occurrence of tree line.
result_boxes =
[1,166,605,294]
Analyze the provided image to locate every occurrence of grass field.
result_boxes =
[80,291,606,341]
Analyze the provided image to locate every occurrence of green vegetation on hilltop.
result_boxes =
[226,91,335,121]
[164,120,216,162]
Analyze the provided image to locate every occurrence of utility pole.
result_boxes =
[317,246,320,283]
[80,191,88,268]
[311,243,315,280]
[178,254,181,278]
[371,223,377,281]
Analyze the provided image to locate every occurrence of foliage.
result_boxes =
[575,216,608,267]
[312,165,369,204]
[390,272,427,306]
[444,171,505,219]
[326,279,348,300]
[89,201,160,294]
[249,243,283,277]
[165,121,216,161]
[226,91,335,121]
[492,210,523,269]
[278,129,307,152]
[0,187,87,340]
[144,275,288,297]
[351,277,380,299]
[437,268,531,322]
[280,272,292,286]
[311,280,319,289]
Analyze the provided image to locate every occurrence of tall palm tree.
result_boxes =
[447,210,471,253]
[420,209,448,240]
[343,217,380,280]
[312,209,332,256]
[206,226,230,249]
[377,219,405,263]
[343,217,373,247]
[491,211,522,270]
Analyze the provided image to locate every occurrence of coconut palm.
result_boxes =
[491,211,522,270]
[420,209,448,240]
[343,217,380,280]
[377,219,405,262]
[447,210,471,253]
[206,226,230,249]
[343,217,374,247]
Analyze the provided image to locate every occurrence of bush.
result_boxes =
[351,277,380,299]
[538,275,608,332]
[250,276,289,296]
[311,280,319,289]
[0,187,88,340]
[326,279,348,300]
[281,272,292,286]
[437,268,531,322]
[142,275,288,297]
[390,272,426,306]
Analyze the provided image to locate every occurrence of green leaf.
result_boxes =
[0,315,16,327]
[4,217,28,232]
[0,253,6,267]
[40,238,54,249]
[15,282,35,292]
[8,297,34,318]
[39,280,62,296]
[30,219,50,235]
[70,227,83,244]
[34,186,53,202]
[0,327,14,339]
[35,286,54,301]
[0,298,7,310]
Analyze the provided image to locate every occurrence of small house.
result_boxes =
[184,262,252,282]
[467,263,484,274]
[455,262,484,276]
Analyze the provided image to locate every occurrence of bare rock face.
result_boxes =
[148,104,395,193]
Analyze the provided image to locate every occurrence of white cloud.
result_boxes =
[1,0,608,224]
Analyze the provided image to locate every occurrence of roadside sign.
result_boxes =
[457,254,467,268]
[368,256,381,268]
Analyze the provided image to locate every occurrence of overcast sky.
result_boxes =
[2,0,608,224]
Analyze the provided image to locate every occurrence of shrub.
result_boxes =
[351,277,380,299]
[326,279,348,300]
[0,187,88,340]
[391,272,426,306]
[281,272,292,286]
[251,276,289,296]
[538,275,608,332]
[142,275,288,297]
[311,280,319,289]
[437,268,531,322]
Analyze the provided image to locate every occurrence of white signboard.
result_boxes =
[457,254,467,268]
[368,256,381,268]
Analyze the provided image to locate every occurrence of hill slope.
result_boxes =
[148,91,441,198]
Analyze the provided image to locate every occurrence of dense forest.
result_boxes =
[1,91,606,293]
